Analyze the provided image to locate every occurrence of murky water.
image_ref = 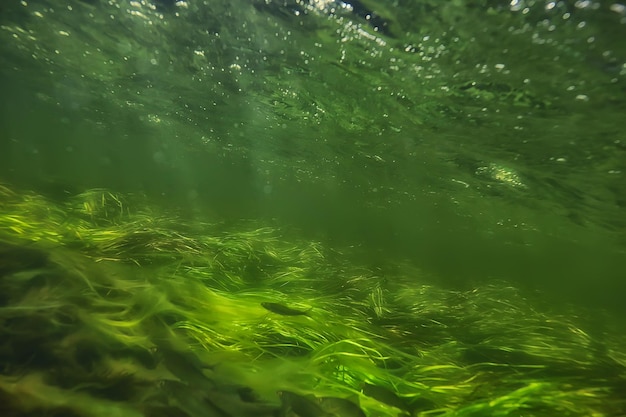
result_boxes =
[1,1,626,416]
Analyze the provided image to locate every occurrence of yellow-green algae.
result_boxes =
[0,183,625,417]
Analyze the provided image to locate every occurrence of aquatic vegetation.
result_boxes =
[261,302,311,316]
[1,183,625,417]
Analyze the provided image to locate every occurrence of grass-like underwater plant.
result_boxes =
[1,182,625,417]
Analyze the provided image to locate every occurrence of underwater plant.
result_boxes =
[1,183,625,417]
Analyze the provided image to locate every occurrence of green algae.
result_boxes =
[1,183,625,416]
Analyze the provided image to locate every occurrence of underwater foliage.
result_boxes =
[1,183,625,417]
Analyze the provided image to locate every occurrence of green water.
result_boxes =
[1,1,626,416]
[2,0,624,308]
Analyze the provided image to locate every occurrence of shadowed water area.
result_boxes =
[1,1,625,416]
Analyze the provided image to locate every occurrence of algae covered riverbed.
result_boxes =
[1,1,625,416]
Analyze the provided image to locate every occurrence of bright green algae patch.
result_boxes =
[1,183,625,417]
